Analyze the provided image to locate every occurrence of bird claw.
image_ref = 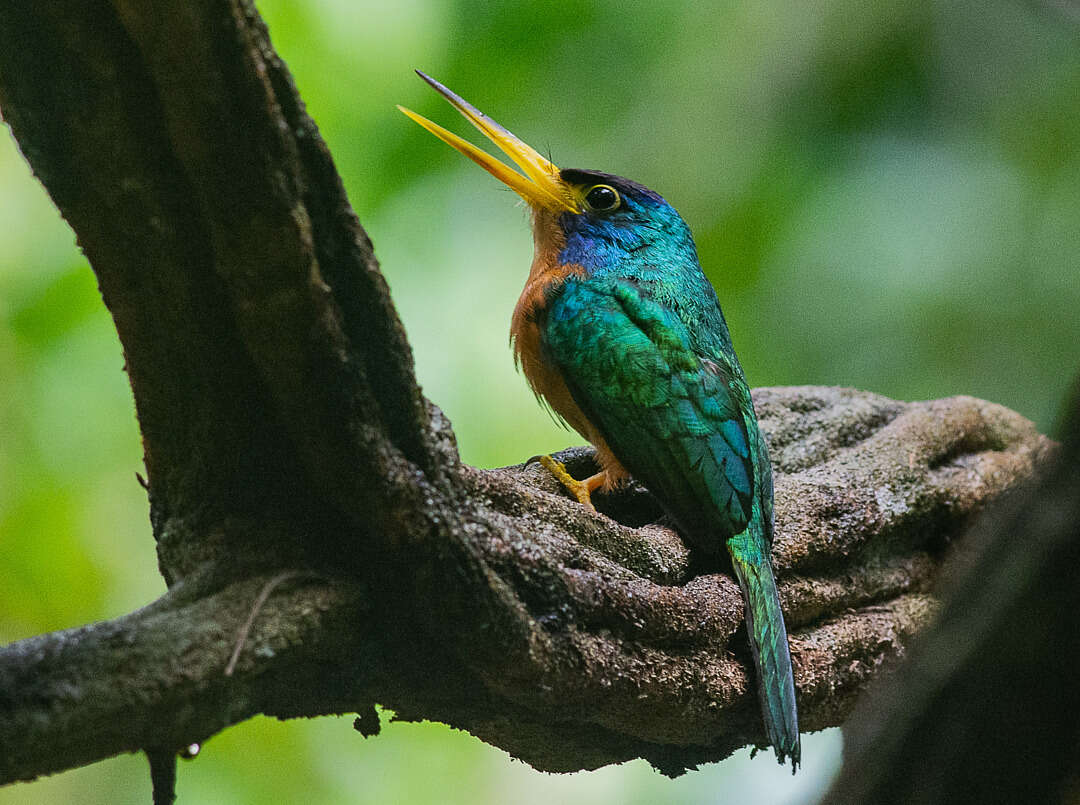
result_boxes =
[536,454,602,510]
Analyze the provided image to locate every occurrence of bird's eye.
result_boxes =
[584,184,620,212]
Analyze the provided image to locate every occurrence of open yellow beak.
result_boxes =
[398,71,578,213]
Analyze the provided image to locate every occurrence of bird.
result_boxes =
[399,70,800,771]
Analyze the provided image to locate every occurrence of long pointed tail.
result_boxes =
[729,547,801,771]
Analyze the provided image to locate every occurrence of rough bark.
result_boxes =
[822,387,1080,805]
[0,0,1058,791]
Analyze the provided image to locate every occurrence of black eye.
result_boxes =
[584,184,620,212]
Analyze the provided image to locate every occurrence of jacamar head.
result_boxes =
[398,71,697,280]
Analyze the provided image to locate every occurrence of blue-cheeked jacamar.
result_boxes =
[400,71,800,770]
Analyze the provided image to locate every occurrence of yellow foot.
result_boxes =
[535,455,606,510]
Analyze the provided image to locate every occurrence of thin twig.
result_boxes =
[146,749,177,805]
[224,570,308,677]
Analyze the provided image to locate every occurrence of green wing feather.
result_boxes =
[542,276,801,769]
[542,277,755,546]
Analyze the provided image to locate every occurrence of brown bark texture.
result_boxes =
[0,0,1058,791]
[822,387,1080,805]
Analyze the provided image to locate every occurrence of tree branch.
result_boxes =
[0,0,1057,790]
[823,385,1080,804]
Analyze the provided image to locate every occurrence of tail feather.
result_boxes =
[730,548,801,772]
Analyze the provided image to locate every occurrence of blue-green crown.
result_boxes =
[556,169,699,279]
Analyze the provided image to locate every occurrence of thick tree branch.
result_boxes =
[0,0,1058,791]
[0,388,1050,782]
[0,573,368,782]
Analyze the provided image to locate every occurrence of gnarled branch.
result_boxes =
[823,388,1080,804]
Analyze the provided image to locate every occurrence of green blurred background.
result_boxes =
[2,0,1077,801]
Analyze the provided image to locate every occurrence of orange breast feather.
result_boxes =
[509,213,629,487]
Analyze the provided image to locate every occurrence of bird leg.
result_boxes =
[535,455,606,510]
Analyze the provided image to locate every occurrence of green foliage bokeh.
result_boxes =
[2,0,1077,802]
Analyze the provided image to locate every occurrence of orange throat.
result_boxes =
[509,209,629,488]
